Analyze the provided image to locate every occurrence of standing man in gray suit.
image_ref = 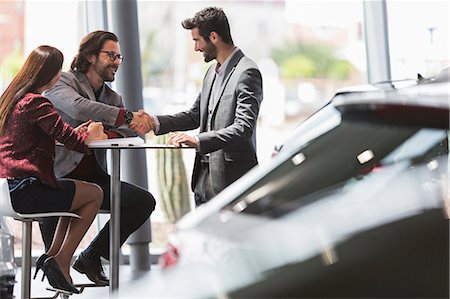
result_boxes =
[43,31,156,285]
[142,7,263,206]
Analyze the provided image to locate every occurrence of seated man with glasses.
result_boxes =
[43,30,156,285]
[99,50,124,63]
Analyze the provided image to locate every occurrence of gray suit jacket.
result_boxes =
[157,49,263,194]
[45,71,137,177]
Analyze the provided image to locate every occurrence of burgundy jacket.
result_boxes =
[0,93,88,188]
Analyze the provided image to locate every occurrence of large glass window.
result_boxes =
[137,1,366,159]
[1,0,85,91]
[0,0,25,92]
[386,1,450,80]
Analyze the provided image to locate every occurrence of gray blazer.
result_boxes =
[157,49,263,194]
[45,71,137,177]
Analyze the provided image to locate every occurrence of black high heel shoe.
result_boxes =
[42,257,80,294]
[33,253,48,281]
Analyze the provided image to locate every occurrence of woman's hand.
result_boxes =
[84,122,108,144]
[74,120,92,134]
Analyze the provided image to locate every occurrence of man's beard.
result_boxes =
[93,60,116,82]
[203,41,217,63]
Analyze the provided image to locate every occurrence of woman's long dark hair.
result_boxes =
[0,45,63,135]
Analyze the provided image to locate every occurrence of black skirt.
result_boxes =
[8,177,75,214]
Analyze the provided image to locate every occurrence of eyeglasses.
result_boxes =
[99,51,124,62]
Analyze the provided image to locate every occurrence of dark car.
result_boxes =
[93,82,449,298]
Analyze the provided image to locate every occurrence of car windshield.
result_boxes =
[226,105,448,217]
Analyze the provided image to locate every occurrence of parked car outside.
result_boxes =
[89,81,449,298]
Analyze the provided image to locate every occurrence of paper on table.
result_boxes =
[89,136,145,146]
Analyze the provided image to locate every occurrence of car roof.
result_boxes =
[333,81,449,109]
[276,81,449,154]
[333,79,418,96]
[334,82,449,129]
[177,81,450,229]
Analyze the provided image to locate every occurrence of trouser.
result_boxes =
[193,162,217,207]
[39,173,156,260]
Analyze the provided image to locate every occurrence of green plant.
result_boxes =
[280,54,316,79]
[1,47,24,82]
[273,42,353,80]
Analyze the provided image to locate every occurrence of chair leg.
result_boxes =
[21,220,32,299]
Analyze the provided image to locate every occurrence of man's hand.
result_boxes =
[166,132,198,148]
[85,121,108,144]
[129,110,155,135]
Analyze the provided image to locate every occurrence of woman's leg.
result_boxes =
[52,179,103,282]
[45,217,69,257]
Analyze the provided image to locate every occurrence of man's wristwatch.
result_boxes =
[124,110,134,125]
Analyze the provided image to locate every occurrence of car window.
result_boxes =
[383,130,447,165]
[226,117,448,218]
[277,104,341,153]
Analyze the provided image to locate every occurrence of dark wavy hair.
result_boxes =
[182,7,233,45]
[0,45,63,135]
[71,30,119,73]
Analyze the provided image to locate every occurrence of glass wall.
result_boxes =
[136,0,366,161]
[0,0,24,92]
[1,0,86,86]
[386,0,449,80]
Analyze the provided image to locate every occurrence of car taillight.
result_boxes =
[158,243,180,269]
[359,162,383,176]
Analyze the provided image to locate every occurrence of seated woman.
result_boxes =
[0,45,107,293]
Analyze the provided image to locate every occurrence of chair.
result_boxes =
[0,178,80,299]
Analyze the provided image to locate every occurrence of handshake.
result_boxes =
[128,110,155,135]
[73,109,157,143]
[126,110,198,148]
